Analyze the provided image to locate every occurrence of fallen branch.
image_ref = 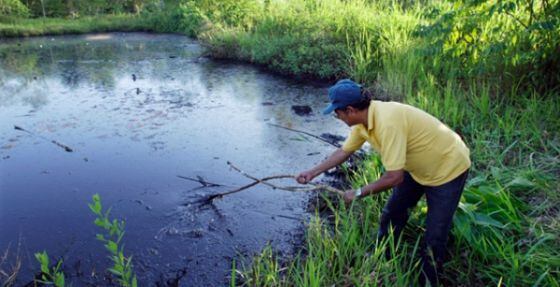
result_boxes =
[227,161,344,195]
[176,175,225,187]
[267,123,341,148]
[202,174,295,203]
[190,161,345,205]
[267,123,366,161]
[14,125,73,152]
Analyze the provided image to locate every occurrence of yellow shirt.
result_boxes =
[342,101,471,186]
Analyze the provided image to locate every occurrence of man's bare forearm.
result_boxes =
[360,170,404,197]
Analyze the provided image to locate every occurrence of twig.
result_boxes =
[190,162,345,206]
[0,241,21,287]
[267,123,341,148]
[176,175,225,187]
[14,125,73,152]
[227,161,344,195]
[267,123,367,161]
[201,174,294,203]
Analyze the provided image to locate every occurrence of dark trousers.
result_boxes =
[377,170,469,286]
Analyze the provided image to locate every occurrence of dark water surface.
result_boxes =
[0,33,347,286]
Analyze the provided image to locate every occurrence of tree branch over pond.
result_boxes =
[189,161,345,206]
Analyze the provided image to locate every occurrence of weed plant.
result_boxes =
[23,194,137,286]
[34,251,65,287]
[89,194,138,287]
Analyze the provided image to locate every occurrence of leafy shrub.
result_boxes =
[415,0,560,92]
[0,0,29,17]
[177,0,260,37]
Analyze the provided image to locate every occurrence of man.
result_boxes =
[296,79,470,286]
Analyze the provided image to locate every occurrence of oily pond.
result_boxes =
[0,33,349,286]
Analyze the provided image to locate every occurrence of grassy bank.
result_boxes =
[0,14,159,37]
[1,0,559,286]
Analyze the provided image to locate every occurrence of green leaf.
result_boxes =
[35,251,50,274]
[54,273,65,287]
[113,263,124,273]
[466,175,486,187]
[106,240,118,254]
[108,267,123,276]
[507,176,536,190]
[94,218,108,228]
[473,212,505,228]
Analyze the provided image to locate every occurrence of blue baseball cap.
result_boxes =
[322,79,363,115]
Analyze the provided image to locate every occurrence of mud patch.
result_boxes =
[291,105,313,116]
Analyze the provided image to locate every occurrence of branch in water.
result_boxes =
[190,161,345,206]
[14,125,73,152]
[267,123,341,148]
[176,175,225,187]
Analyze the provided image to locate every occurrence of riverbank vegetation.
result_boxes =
[1,0,558,286]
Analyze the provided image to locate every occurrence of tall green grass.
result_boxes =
[232,154,559,286]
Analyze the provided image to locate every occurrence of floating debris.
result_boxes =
[291,105,313,116]
[14,125,73,152]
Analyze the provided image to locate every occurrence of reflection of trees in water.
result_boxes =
[0,49,40,78]
[0,35,200,95]
[0,34,281,114]
[0,40,120,90]
[195,60,264,104]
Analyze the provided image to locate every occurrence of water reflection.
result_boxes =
[0,33,346,286]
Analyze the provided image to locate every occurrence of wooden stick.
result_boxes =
[227,161,344,195]
[14,125,73,152]
[190,162,345,205]
[202,174,295,202]
[267,123,341,148]
[176,175,225,187]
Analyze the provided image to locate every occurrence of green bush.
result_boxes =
[0,0,29,17]
[415,0,560,92]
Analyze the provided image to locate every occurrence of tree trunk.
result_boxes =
[40,0,46,17]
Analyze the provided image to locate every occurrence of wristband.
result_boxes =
[354,187,363,198]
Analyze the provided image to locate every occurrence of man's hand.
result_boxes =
[296,148,353,184]
[296,170,316,184]
[343,189,356,204]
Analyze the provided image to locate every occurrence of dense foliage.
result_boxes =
[2,0,160,17]
[0,0,29,16]
[416,0,560,92]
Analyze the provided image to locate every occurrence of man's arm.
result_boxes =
[296,148,353,184]
[344,169,404,203]
[361,169,404,196]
